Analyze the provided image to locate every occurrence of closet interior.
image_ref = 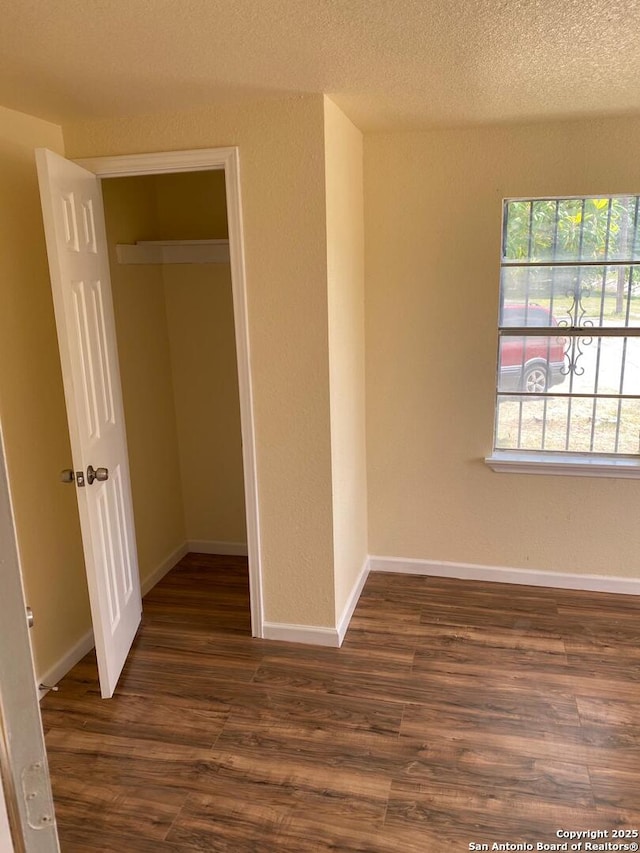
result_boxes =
[101,170,247,591]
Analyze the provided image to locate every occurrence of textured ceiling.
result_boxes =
[1,0,639,130]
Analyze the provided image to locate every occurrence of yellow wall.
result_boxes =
[64,96,337,626]
[101,176,186,587]
[323,99,368,621]
[163,264,246,544]
[0,105,89,679]
[154,170,228,240]
[365,116,640,578]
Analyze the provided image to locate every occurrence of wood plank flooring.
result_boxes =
[41,554,640,851]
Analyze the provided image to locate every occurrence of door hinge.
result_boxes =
[21,760,56,830]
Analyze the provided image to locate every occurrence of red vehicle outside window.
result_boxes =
[499,304,566,393]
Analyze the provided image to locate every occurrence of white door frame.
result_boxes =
[75,147,264,637]
[0,423,59,852]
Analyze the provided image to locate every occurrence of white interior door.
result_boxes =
[36,148,141,699]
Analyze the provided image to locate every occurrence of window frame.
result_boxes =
[486,193,640,479]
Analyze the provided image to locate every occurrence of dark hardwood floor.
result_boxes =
[41,554,640,851]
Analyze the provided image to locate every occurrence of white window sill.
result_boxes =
[485,451,640,479]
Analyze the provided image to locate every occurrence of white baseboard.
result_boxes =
[337,557,370,645]
[141,541,189,597]
[262,557,370,649]
[369,555,640,596]
[37,628,95,700]
[187,539,248,557]
[262,621,340,647]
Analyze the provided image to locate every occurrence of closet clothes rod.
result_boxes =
[116,239,230,265]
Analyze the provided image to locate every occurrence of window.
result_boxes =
[490,195,640,474]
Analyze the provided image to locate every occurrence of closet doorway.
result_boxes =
[84,149,262,640]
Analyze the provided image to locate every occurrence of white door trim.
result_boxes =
[75,148,264,638]
[0,423,60,851]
